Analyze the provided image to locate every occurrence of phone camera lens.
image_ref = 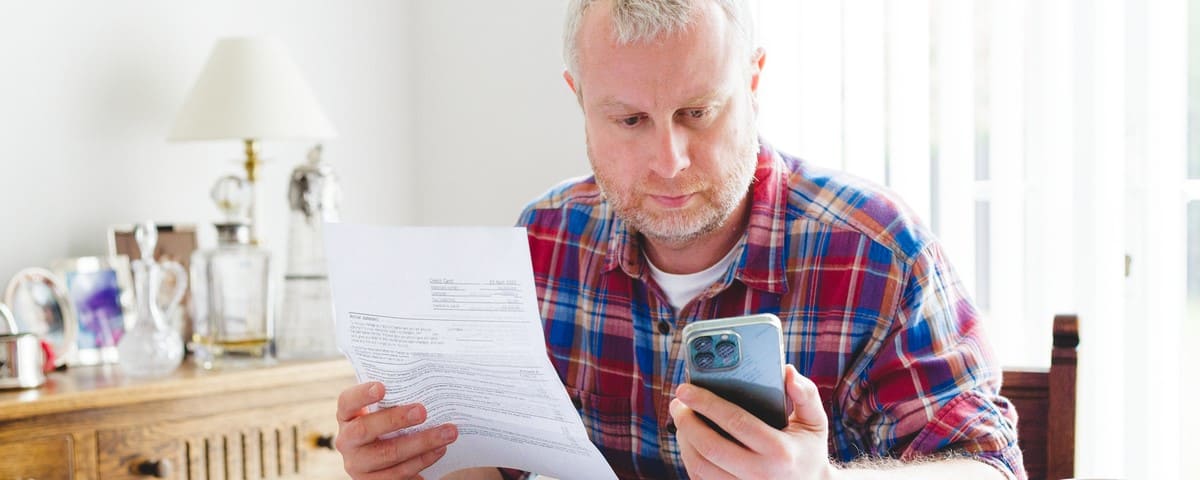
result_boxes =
[691,336,713,352]
[694,352,715,369]
[715,340,737,359]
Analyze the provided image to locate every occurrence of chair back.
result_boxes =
[1001,314,1079,480]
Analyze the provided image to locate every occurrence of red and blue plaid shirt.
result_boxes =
[515,142,1024,479]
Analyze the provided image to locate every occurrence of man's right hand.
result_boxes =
[335,381,459,480]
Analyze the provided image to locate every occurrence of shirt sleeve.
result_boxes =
[849,242,1025,479]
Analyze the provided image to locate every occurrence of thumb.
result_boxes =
[785,364,828,434]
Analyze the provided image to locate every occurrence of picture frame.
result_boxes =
[3,267,78,368]
[108,223,198,343]
[51,255,135,365]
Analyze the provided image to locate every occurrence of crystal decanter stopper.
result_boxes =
[117,221,187,377]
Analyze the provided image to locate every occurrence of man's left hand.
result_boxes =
[670,364,839,480]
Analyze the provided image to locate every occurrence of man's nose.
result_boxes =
[649,126,690,179]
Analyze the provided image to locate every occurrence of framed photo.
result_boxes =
[108,223,198,343]
[52,256,135,365]
[3,267,78,368]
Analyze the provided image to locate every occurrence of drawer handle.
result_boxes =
[133,459,173,478]
[315,434,335,450]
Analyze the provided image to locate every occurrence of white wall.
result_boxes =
[0,1,585,285]
[0,0,417,284]
[408,1,587,226]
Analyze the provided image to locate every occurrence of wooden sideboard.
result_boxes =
[0,358,356,480]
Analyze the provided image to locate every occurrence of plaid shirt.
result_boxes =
[514,142,1024,479]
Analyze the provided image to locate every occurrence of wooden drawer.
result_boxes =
[97,401,346,480]
[0,434,77,479]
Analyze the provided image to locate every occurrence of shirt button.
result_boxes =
[666,422,677,434]
[657,320,671,334]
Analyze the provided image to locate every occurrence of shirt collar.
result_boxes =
[602,142,790,295]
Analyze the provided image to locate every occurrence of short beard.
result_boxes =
[590,134,759,247]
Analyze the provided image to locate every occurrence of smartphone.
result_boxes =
[681,313,788,431]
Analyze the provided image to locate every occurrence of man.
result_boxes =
[335,0,1024,479]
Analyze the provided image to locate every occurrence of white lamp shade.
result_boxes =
[169,37,336,141]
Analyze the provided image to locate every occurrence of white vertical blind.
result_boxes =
[754,0,1196,476]
[1072,0,1132,475]
[1137,0,1186,479]
[753,0,803,159]
[884,0,931,222]
[931,0,976,297]
[755,0,844,169]
[1121,0,1152,476]
[985,0,1027,366]
[840,0,886,183]
[1023,0,1075,378]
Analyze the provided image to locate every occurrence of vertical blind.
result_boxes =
[751,0,1194,477]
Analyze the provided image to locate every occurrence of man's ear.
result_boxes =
[563,69,578,95]
[749,47,766,93]
[563,69,584,107]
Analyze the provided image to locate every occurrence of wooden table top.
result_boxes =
[0,357,355,422]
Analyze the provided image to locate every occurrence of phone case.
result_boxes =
[681,313,788,430]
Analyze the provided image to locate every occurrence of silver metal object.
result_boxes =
[277,144,341,359]
[0,333,47,389]
[287,144,341,224]
[0,303,15,334]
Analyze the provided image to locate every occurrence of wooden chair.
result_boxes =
[1000,314,1079,480]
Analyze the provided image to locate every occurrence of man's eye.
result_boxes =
[621,115,643,127]
[688,109,707,118]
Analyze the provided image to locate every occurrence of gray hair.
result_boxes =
[562,0,756,78]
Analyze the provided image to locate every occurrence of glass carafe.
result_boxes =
[190,222,272,369]
[189,175,274,369]
[117,222,187,377]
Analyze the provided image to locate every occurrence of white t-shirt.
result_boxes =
[645,244,741,312]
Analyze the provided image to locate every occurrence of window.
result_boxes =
[753,1,1195,477]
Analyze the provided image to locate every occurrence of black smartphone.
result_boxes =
[681,313,789,432]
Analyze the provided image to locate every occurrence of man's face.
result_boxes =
[570,2,763,246]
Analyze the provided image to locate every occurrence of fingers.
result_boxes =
[338,400,430,452]
[784,364,827,433]
[350,444,449,480]
[672,369,835,480]
[338,382,385,423]
[674,383,777,453]
[670,398,740,480]
[335,382,460,478]
[352,424,458,474]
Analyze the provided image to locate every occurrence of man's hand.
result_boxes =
[669,364,838,480]
[335,381,459,480]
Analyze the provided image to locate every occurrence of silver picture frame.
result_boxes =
[3,267,79,368]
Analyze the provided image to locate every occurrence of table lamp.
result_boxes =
[168,36,336,243]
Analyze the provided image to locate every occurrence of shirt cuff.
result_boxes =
[904,391,1026,480]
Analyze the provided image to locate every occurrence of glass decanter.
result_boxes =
[117,221,187,377]
[190,175,273,369]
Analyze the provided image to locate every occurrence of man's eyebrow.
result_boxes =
[680,90,726,106]
[596,90,727,112]
[597,98,638,111]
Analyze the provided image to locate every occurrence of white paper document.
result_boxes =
[324,224,617,480]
